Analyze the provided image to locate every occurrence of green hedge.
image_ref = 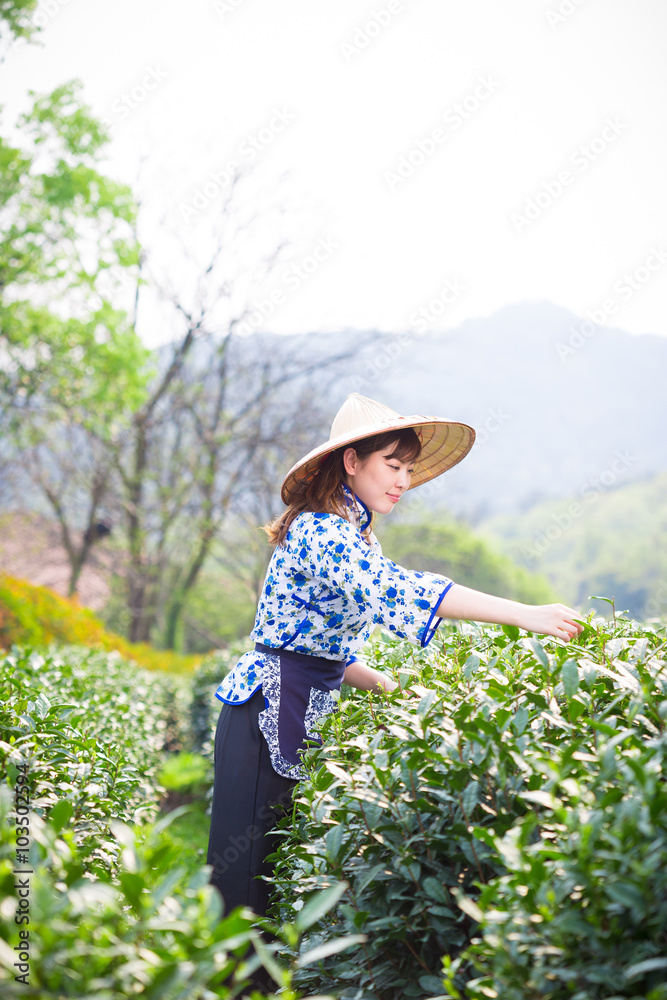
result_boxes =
[271,613,667,1000]
[0,645,189,873]
[0,644,359,997]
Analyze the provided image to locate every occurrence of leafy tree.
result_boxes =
[0,0,39,57]
[0,73,152,592]
[0,77,150,420]
[112,322,357,647]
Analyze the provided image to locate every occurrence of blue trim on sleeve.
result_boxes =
[419,581,455,648]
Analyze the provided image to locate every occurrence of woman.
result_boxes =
[206,392,582,919]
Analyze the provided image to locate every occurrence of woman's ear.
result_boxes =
[342,447,358,477]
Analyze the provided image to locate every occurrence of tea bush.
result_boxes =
[0,645,188,874]
[271,614,667,1000]
[448,623,667,1000]
[0,782,359,999]
[5,610,667,999]
[449,736,667,1000]
[0,785,258,999]
[1,644,358,997]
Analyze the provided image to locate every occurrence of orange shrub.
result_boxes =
[0,573,202,674]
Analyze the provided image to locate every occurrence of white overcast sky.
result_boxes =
[3,0,667,347]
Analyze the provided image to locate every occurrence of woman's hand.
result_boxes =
[343,659,398,693]
[516,603,583,641]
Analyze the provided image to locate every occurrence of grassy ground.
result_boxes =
[133,750,214,885]
[132,794,212,896]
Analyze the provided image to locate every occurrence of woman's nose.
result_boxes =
[396,469,411,489]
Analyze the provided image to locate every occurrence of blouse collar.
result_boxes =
[341,481,372,532]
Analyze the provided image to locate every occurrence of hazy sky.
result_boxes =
[4,0,667,346]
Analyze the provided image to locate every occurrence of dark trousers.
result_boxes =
[206,688,297,918]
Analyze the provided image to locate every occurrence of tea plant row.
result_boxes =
[272,614,667,1000]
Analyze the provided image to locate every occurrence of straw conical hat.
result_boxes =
[281,393,475,504]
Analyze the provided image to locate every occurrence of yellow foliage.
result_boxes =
[0,572,201,674]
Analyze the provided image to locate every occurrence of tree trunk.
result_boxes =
[163,518,218,649]
[127,416,148,643]
[128,579,158,644]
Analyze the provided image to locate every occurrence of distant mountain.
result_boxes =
[9,299,667,527]
[241,301,667,522]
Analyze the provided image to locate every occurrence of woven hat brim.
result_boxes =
[281,416,475,505]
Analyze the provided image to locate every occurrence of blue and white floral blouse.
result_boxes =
[215,482,455,778]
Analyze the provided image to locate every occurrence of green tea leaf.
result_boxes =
[296,934,367,968]
[463,653,481,679]
[325,823,346,863]
[568,698,586,723]
[512,706,529,735]
[561,659,580,698]
[419,974,447,992]
[520,789,557,809]
[417,689,438,717]
[452,889,483,923]
[527,639,549,669]
[462,780,479,817]
[422,877,449,904]
[49,798,74,832]
[606,881,646,911]
[625,957,667,980]
[295,882,348,932]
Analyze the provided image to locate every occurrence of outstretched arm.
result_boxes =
[436,584,583,641]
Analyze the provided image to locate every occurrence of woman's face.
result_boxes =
[343,442,415,514]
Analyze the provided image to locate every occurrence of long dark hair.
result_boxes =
[264,427,422,547]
